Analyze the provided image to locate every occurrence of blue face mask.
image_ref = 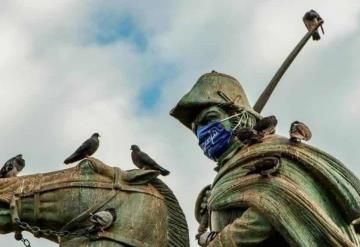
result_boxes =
[196,121,233,161]
[196,110,251,161]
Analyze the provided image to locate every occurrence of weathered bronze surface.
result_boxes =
[171,71,360,246]
[0,157,189,246]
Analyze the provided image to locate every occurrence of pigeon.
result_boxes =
[236,128,262,145]
[64,133,100,164]
[254,115,278,137]
[247,156,281,177]
[130,145,170,176]
[87,208,117,233]
[289,121,312,143]
[303,9,324,41]
[0,154,25,178]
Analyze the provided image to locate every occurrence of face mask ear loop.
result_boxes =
[219,110,244,123]
[239,111,248,124]
[232,111,249,132]
[232,121,242,132]
[232,110,246,131]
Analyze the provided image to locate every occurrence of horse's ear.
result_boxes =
[123,169,160,184]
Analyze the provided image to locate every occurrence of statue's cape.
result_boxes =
[209,135,360,247]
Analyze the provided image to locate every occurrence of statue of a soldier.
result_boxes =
[170,71,360,246]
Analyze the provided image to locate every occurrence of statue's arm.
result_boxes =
[207,207,274,246]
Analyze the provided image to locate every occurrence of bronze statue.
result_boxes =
[169,10,351,246]
[0,8,354,247]
[0,157,189,246]
[170,71,360,246]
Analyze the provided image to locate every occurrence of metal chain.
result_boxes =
[15,218,90,239]
[19,237,31,247]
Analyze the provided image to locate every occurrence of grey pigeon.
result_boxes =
[289,121,312,143]
[236,128,262,145]
[64,133,100,164]
[130,145,170,176]
[87,208,117,233]
[0,154,25,178]
[254,115,278,136]
[303,9,324,41]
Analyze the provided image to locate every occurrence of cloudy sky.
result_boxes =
[1,0,360,246]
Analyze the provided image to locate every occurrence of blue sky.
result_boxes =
[90,7,180,111]
[0,1,360,246]
[94,14,148,51]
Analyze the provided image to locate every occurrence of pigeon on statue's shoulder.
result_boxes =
[254,115,278,136]
[289,121,312,143]
[236,128,262,145]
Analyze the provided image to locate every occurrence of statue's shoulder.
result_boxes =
[207,135,360,245]
[211,134,360,229]
[217,134,340,179]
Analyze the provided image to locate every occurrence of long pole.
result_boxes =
[253,20,324,113]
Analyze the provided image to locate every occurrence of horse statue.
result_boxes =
[0,157,189,247]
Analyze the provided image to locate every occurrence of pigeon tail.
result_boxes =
[159,168,170,176]
[64,153,80,164]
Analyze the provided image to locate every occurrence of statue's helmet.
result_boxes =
[170,71,261,130]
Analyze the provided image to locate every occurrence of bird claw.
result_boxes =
[290,137,301,144]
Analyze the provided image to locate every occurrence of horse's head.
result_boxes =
[0,158,189,247]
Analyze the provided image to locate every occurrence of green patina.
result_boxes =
[0,158,189,247]
[171,71,360,246]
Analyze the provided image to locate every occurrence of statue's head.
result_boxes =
[170,71,261,162]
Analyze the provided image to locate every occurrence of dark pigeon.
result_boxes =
[0,154,25,178]
[130,145,170,176]
[289,121,312,143]
[254,115,278,136]
[236,128,262,145]
[87,208,117,233]
[303,9,324,41]
[64,133,100,164]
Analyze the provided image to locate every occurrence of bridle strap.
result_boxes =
[60,189,119,232]
[113,167,122,190]
[61,167,123,232]
[33,174,42,225]
[10,195,21,226]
